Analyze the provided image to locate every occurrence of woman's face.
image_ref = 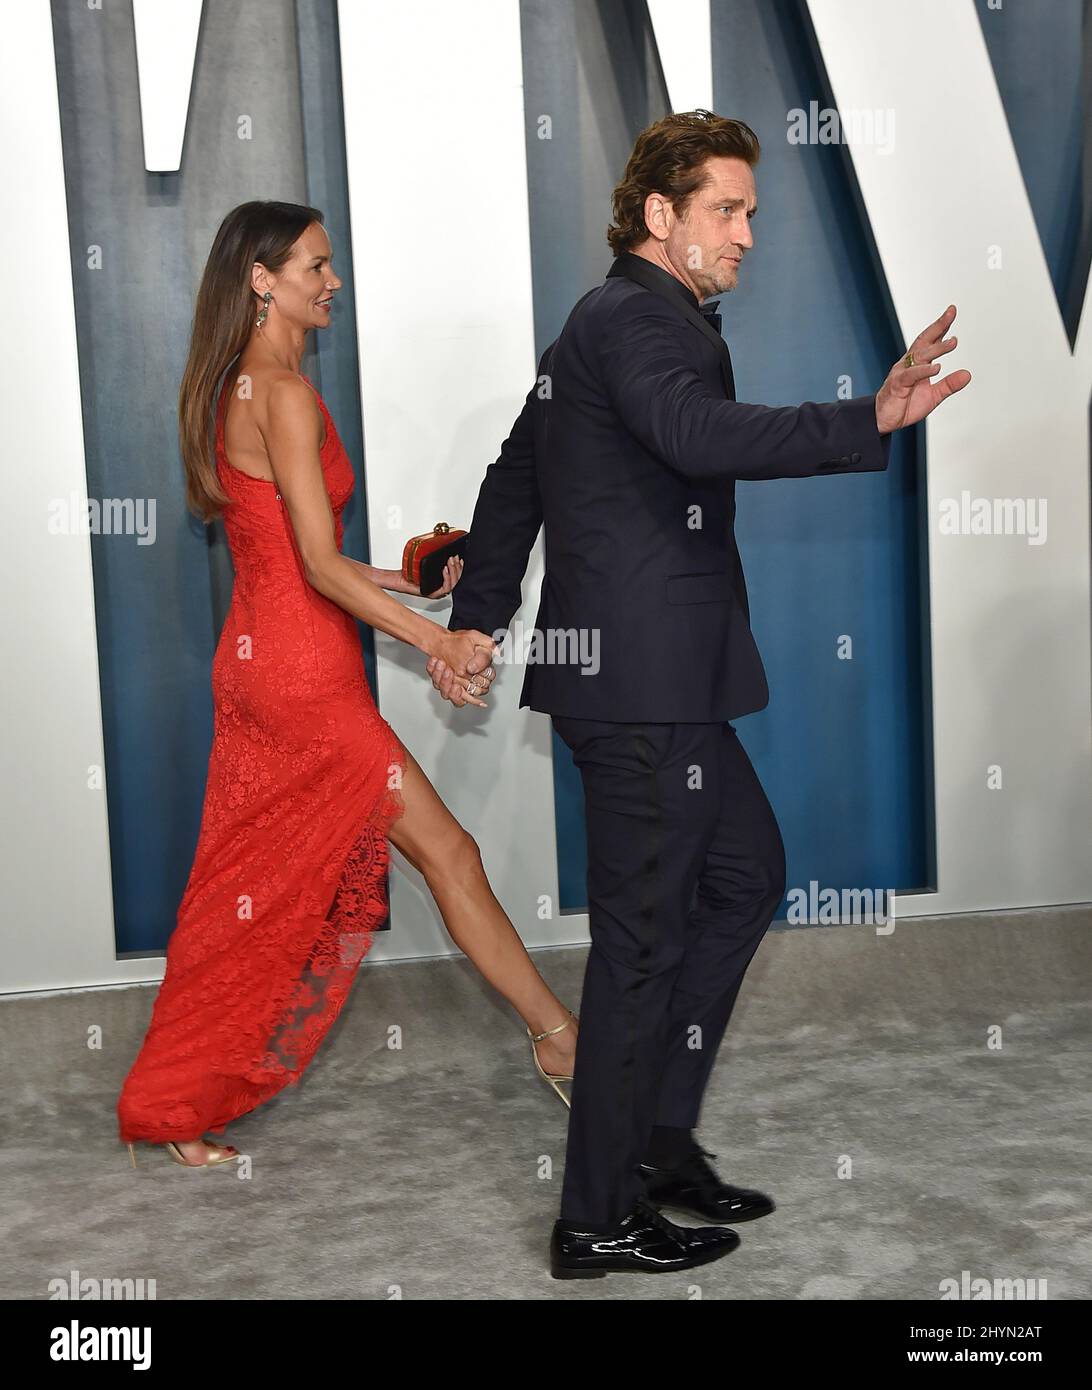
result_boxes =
[254,222,343,331]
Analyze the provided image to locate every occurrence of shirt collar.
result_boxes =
[611,251,705,312]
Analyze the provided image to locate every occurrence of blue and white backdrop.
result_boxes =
[3,0,1090,993]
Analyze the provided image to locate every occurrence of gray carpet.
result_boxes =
[2,906,1089,1300]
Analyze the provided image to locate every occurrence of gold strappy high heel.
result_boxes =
[126,1138,241,1169]
[528,1009,578,1109]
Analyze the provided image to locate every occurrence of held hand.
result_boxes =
[425,652,497,709]
[430,631,494,683]
[422,555,464,599]
[875,305,972,434]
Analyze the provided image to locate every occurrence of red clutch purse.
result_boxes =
[401,521,468,595]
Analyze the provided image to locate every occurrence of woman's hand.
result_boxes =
[425,654,497,709]
[422,555,464,598]
[377,556,462,597]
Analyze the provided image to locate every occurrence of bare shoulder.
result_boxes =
[238,365,323,447]
[265,370,320,423]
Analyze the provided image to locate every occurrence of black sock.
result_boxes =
[643,1125,697,1168]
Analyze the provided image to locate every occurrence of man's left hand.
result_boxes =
[875,304,971,434]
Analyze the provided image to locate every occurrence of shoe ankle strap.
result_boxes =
[528,1008,577,1043]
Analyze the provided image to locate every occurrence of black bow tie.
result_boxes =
[699,300,723,335]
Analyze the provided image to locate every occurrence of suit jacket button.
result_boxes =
[851,452,861,464]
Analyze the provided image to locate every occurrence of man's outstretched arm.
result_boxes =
[597,300,968,482]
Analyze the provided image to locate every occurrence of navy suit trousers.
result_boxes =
[551,716,786,1228]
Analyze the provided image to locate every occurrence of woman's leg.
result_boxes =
[157,742,575,1164]
[387,743,578,1077]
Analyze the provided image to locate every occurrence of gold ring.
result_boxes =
[904,350,915,367]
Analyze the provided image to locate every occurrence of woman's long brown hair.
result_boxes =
[178,200,324,522]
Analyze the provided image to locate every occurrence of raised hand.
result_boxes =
[875,305,971,434]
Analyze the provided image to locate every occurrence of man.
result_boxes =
[433,111,969,1278]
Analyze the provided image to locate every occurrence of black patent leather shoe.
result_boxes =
[550,1197,741,1279]
[639,1148,775,1224]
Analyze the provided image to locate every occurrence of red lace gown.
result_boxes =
[117,372,405,1143]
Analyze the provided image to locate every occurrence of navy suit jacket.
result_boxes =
[449,252,892,722]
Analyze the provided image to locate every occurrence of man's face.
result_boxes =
[664,155,756,299]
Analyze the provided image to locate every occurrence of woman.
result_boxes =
[117,201,576,1167]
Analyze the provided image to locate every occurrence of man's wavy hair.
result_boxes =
[607,110,760,256]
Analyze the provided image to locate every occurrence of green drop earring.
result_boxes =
[256,290,272,329]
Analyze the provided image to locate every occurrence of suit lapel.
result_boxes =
[607,253,735,399]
